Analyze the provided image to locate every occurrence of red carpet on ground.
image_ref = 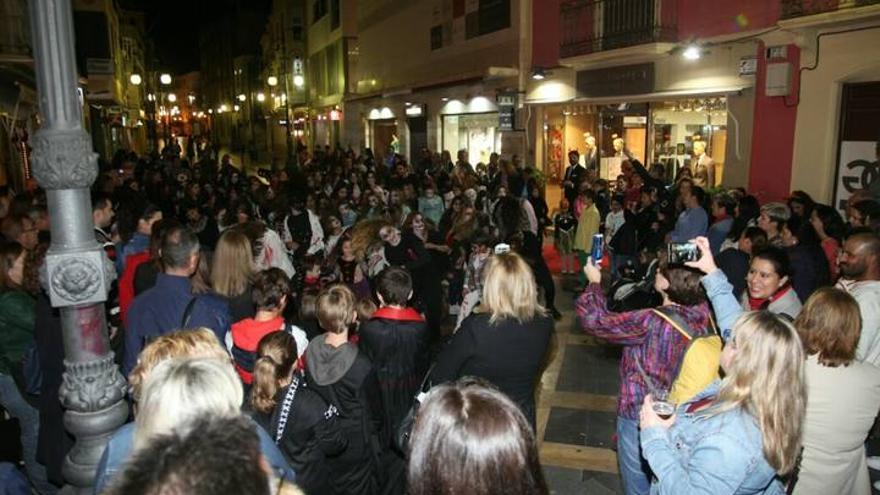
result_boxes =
[543,244,565,274]
[542,244,608,275]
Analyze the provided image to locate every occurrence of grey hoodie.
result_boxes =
[306,334,358,386]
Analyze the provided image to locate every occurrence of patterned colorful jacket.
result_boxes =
[575,284,713,419]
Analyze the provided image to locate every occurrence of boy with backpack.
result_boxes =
[576,258,718,495]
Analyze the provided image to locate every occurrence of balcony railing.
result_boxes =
[560,0,677,59]
[781,0,880,19]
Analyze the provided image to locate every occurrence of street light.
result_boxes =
[267,76,278,87]
[167,93,177,102]
[160,73,172,85]
[237,94,247,102]
[293,74,304,88]
[256,92,266,102]
[129,73,142,85]
[234,104,240,112]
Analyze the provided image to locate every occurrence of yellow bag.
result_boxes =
[652,308,722,405]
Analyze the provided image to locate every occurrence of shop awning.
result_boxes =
[572,85,751,105]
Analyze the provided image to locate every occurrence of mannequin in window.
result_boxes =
[691,140,715,188]
[584,134,599,172]
[613,137,626,158]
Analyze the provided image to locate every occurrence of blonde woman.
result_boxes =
[94,329,294,493]
[132,358,243,450]
[432,252,553,429]
[639,311,806,494]
[640,236,806,494]
[212,229,256,322]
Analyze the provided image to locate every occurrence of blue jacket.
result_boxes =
[700,269,744,342]
[671,207,709,243]
[94,420,295,494]
[708,217,734,256]
[116,232,150,275]
[641,381,784,495]
[123,274,231,374]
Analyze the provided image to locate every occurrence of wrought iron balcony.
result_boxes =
[560,0,677,59]
[780,0,880,19]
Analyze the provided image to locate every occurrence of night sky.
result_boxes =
[123,0,271,74]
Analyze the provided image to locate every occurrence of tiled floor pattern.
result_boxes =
[539,276,623,494]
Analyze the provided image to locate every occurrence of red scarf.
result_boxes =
[748,285,792,311]
[372,306,424,322]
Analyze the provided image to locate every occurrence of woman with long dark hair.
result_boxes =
[407,379,548,495]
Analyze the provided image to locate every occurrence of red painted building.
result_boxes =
[527,0,880,204]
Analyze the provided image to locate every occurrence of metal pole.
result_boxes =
[28,0,128,493]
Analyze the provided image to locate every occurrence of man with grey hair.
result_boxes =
[123,225,231,374]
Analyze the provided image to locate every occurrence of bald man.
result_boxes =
[837,232,880,366]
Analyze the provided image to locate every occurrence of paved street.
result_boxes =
[539,275,623,494]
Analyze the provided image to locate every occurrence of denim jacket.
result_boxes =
[94,420,294,494]
[641,381,784,495]
[701,269,744,342]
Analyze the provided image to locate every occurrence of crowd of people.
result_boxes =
[0,139,878,494]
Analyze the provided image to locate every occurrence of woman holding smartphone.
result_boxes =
[639,237,806,494]
[639,312,805,494]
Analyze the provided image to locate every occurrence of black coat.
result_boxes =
[265,375,347,495]
[788,243,830,302]
[34,293,72,485]
[306,343,383,495]
[717,248,750,300]
[431,312,553,429]
[359,308,429,441]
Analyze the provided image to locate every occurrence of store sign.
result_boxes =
[406,104,425,117]
[576,63,654,98]
[739,57,758,77]
[623,116,647,127]
[497,92,516,131]
[835,141,879,213]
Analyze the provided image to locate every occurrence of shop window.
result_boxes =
[442,113,501,166]
[650,98,727,187]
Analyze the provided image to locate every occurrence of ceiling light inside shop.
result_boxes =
[531,68,546,80]
[682,45,702,60]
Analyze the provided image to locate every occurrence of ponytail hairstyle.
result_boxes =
[249,331,298,414]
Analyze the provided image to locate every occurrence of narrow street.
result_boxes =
[539,275,623,494]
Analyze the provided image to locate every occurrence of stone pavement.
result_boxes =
[539,275,623,494]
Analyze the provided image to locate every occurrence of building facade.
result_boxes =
[307,0,356,151]
[0,0,37,190]
[529,0,880,205]
[346,0,529,166]
[260,0,308,167]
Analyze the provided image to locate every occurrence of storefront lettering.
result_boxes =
[576,63,655,98]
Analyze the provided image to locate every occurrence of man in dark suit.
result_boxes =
[563,150,586,211]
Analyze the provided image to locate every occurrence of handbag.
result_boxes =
[394,363,435,454]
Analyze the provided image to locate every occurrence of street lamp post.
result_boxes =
[28,0,127,492]
[267,76,278,168]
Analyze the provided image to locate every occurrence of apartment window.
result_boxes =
[330,0,340,30]
[312,0,327,23]
[310,51,326,97]
[292,16,303,41]
[326,43,339,95]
